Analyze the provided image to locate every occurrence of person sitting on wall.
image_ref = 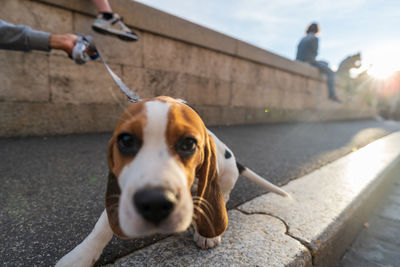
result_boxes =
[296,22,341,103]
[0,20,97,63]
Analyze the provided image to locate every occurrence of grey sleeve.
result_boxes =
[0,20,51,52]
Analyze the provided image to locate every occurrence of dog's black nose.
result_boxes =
[133,189,177,224]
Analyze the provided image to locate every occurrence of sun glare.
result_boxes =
[368,62,399,79]
[364,42,400,79]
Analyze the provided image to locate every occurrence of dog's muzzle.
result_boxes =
[133,189,178,224]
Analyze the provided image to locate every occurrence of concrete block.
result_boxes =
[192,105,247,126]
[309,79,338,109]
[35,0,96,14]
[0,51,49,102]
[306,78,320,94]
[194,105,223,126]
[183,75,231,106]
[231,58,261,84]
[199,106,289,126]
[316,89,342,110]
[240,107,273,124]
[186,47,233,81]
[113,210,311,266]
[273,69,293,92]
[73,13,143,67]
[144,34,233,81]
[302,92,317,110]
[242,108,264,124]
[309,79,323,95]
[304,79,319,108]
[1,0,73,34]
[207,52,234,82]
[291,75,309,92]
[258,65,276,86]
[220,106,248,125]
[122,66,155,99]
[231,82,283,108]
[281,91,306,110]
[236,39,320,79]
[0,102,123,137]
[49,55,123,104]
[143,32,192,74]
[142,69,186,99]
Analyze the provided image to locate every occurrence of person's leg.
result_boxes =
[91,0,138,41]
[326,70,336,98]
[312,61,340,101]
[92,0,112,13]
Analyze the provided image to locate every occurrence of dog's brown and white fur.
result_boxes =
[56,97,289,267]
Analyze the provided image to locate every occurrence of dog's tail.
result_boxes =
[236,162,291,198]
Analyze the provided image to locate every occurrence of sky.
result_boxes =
[136,0,400,78]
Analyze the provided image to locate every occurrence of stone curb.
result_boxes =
[109,132,400,266]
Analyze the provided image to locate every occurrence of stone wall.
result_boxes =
[0,0,376,137]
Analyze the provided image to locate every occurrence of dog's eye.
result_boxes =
[117,133,142,156]
[176,137,197,157]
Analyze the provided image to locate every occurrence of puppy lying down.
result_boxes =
[56,96,290,266]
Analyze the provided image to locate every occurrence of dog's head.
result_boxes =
[106,96,227,239]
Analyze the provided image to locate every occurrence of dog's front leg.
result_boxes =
[56,210,113,267]
[193,230,222,249]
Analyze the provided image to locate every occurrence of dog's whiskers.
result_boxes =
[193,201,214,219]
[193,196,217,235]
[192,196,214,217]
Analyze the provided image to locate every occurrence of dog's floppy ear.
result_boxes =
[105,137,128,238]
[194,133,228,238]
[105,171,128,238]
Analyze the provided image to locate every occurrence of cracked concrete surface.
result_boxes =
[112,210,311,266]
[113,132,400,266]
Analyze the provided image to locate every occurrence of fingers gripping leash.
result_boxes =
[72,35,142,103]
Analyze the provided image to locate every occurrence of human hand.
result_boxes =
[49,34,97,58]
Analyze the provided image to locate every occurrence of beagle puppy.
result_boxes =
[56,96,289,267]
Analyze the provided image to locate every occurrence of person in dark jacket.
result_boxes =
[296,23,340,102]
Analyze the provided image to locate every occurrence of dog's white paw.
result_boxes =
[193,231,221,249]
[55,244,101,267]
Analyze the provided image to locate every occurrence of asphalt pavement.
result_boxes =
[1,119,400,266]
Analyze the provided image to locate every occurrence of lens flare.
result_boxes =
[364,42,400,80]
